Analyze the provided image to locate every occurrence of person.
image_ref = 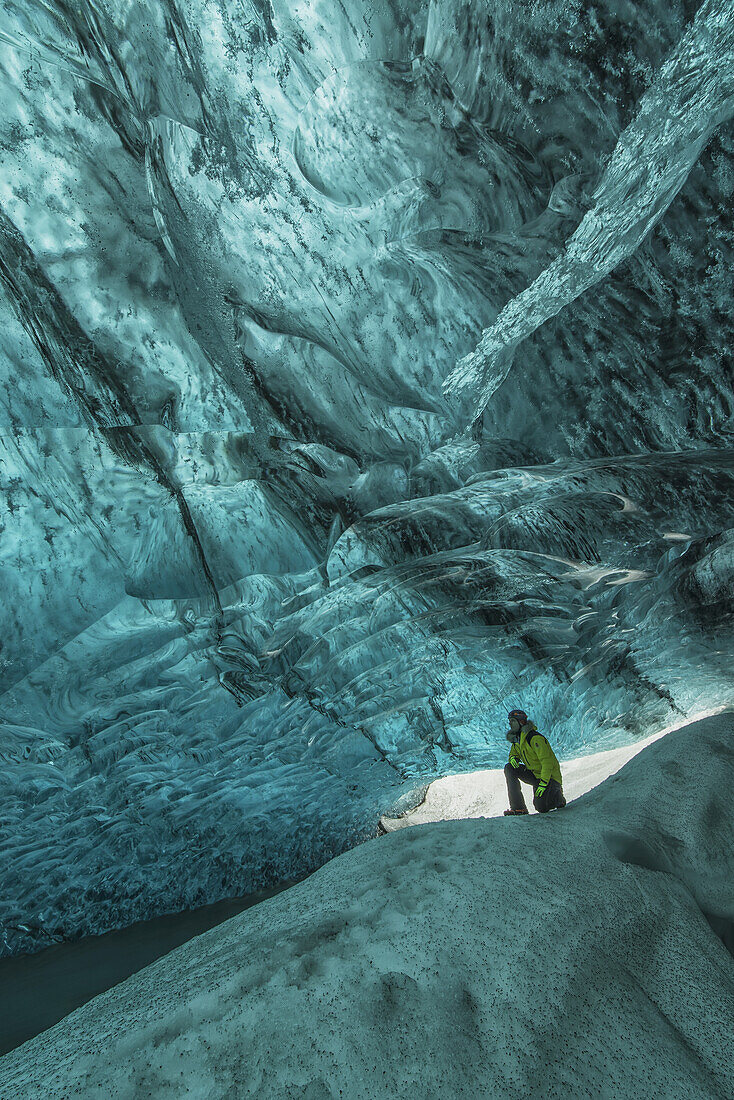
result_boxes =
[503,709,566,816]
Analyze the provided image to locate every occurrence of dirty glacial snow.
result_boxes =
[1,713,732,1099]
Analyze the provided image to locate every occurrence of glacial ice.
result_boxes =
[444,0,734,414]
[1,0,734,952]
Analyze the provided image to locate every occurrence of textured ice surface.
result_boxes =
[1,713,732,1097]
[444,0,734,413]
[1,1,734,951]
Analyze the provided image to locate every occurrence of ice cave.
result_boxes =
[0,0,733,1095]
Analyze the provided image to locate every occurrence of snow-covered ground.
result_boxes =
[1,713,733,1098]
[379,728,669,829]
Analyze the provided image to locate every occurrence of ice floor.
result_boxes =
[1,712,732,1098]
[0,729,657,1058]
[0,882,293,1059]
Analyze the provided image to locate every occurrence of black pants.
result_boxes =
[504,763,566,813]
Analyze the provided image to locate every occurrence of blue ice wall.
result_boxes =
[1,0,733,952]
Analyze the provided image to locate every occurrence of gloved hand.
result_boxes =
[510,756,524,769]
[535,781,548,799]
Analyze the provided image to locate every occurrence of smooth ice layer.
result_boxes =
[1,713,732,1097]
[1,0,734,949]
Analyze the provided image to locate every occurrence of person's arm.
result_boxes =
[528,734,558,784]
[509,743,524,768]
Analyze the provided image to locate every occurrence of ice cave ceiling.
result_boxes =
[1,0,733,952]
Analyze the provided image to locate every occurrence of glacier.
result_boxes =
[1,0,734,957]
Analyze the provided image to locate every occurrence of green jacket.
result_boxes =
[509,722,563,785]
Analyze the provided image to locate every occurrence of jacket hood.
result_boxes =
[507,718,537,743]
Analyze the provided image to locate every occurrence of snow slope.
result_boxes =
[379,728,669,829]
[1,713,732,1098]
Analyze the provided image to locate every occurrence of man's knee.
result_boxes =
[504,763,515,777]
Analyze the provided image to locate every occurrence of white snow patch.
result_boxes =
[379,730,666,829]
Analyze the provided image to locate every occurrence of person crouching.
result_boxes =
[503,709,566,816]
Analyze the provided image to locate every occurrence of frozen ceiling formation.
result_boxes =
[1,0,733,952]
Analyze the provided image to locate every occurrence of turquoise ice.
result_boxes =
[0,0,733,951]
